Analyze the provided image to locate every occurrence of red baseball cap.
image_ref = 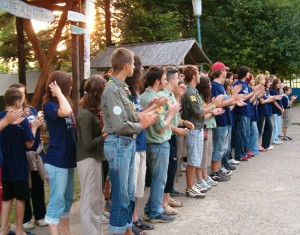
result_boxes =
[211,62,230,72]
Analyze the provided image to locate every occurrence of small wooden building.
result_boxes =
[91,38,211,71]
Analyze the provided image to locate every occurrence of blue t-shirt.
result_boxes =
[43,101,76,168]
[251,102,259,122]
[133,96,146,152]
[26,107,45,159]
[233,80,251,117]
[282,95,290,110]
[264,91,273,117]
[270,89,282,116]
[0,111,34,181]
[211,81,232,127]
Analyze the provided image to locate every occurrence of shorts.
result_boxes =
[186,129,204,167]
[200,129,213,168]
[134,151,146,198]
[283,109,291,128]
[2,180,30,201]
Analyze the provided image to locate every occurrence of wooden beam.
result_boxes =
[16,17,26,86]
[31,0,76,107]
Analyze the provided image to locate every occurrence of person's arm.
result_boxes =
[157,102,179,134]
[0,109,23,131]
[273,100,284,114]
[49,81,73,117]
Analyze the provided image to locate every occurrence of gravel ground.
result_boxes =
[27,105,300,235]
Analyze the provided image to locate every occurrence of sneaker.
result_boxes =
[143,212,150,221]
[225,164,236,171]
[267,145,274,150]
[199,179,211,190]
[35,219,48,227]
[170,189,184,197]
[180,162,187,172]
[102,211,110,219]
[287,136,293,140]
[283,136,289,140]
[149,213,175,223]
[205,176,218,186]
[210,171,230,182]
[23,221,35,230]
[221,167,233,177]
[272,141,283,145]
[185,186,206,198]
[194,182,208,193]
[228,159,240,165]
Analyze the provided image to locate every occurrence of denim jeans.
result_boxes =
[234,116,250,160]
[144,141,170,219]
[104,134,136,234]
[221,125,232,167]
[212,125,231,162]
[262,116,273,149]
[44,164,74,225]
[272,114,281,143]
[164,135,178,193]
[248,121,259,155]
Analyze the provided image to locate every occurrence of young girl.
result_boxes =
[270,78,284,145]
[282,86,296,140]
[43,71,76,235]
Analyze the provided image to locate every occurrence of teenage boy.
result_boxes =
[140,66,179,223]
[0,88,42,235]
[158,67,194,215]
[101,48,157,235]
[209,62,244,181]
[181,65,223,198]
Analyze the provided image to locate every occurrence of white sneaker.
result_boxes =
[268,145,274,150]
[199,179,211,190]
[185,186,205,198]
[221,167,232,176]
[23,221,35,229]
[228,159,240,165]
[194,182,208,193]
[180,162,187,172]
[205,176,218,186]
[35,219,48,227]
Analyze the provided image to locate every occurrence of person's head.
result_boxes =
[174,81,187,99]
[254,74,266,86]
[246,74,255,86]
[9,83,28,107]
[183,65,199,84]
[269,74,276,83]
[223,79,232,95]
[238,66,250,80]
[4,87,23,109]
[43,70,73,104]
[264,77,271,90]
[199,70,208,77]
[144,66,167,91]
[125,55,143,97]
[271,78,282,91]
[110,48,134,77]
[233,74,238,84]
[165,67,179,91]
[79,75,106,114]
[209,62,229,81]
[178,73,185,82]
[226,72,234,83]
[196,76,211,104]
[283,86,291,95]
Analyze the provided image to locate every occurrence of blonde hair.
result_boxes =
[255,74,266,86]
[110,48,134,74]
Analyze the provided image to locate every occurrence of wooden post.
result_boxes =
[16,17,26,86]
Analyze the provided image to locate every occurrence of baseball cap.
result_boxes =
[211,62,230,72]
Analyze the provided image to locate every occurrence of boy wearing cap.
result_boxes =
[209,62,244,181]
[181,65,223,198]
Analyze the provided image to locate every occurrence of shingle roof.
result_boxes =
[90,38,211,69]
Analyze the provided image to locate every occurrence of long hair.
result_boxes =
[79,75,106,115]
[196,76,212,104]
[125,55,142,98]
[9,83,30,108]
[271,78,281,92]
[43,70,73,105]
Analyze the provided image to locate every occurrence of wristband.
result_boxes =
[209,110,215,117]
[211,104,216,110]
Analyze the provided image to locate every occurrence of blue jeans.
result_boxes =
[212,125,231,162]
[234,116,250,160]
[44,164,74,225]
[248,121,259,155]
[104,134,136,234]
[144,141,170,219]
[222,126,232,167]
[272,114,281,143]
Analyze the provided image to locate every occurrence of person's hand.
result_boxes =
[49,81,62,97]
[275,95,282,100]
[232,94,245,101]
[236,100,247,107]
[167,102,180,116]
[32,115,44,129]
[23,108,30,117]
[291,95,297,101]
[175,127,189,136]
[102,132,108,140]
[148,97,168,109]
[252,84,262,92]
[183,120,194,130]
[139,112,158,129]
[212,94,224,107]
[3,109,23,124]
[213,108,225,116]
[232,84,242,95]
